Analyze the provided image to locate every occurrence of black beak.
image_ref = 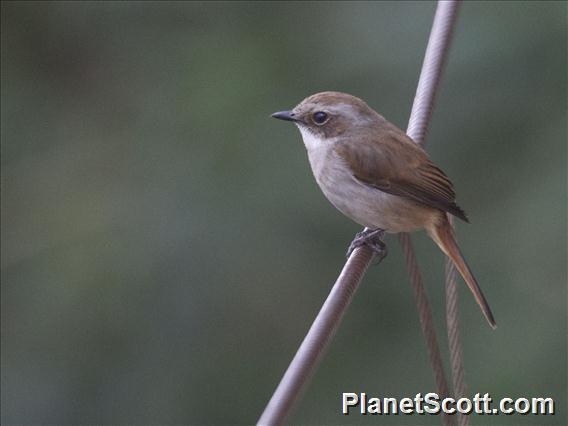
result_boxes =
[271,110,296,122]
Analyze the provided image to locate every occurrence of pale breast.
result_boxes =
[301,133,435,233]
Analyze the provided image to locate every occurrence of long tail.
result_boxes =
[427,216,497,329]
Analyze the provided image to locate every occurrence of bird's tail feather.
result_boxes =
[428,216,497,329]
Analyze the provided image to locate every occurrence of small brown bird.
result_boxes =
[272,91,496,328]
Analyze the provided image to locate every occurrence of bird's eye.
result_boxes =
[312,111,329,125]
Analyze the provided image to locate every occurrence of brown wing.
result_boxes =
[335,128,469,222]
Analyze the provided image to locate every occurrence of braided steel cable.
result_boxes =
[398,233,452,421]
[445,215,469,426]
[407,0,461,146]
[401,4,463,426]
[257,247,375,426]
[258,2,463,424]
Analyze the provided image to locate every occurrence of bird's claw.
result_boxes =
[346,229,387,262]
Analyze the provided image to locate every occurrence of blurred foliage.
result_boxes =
[1,1,566,425]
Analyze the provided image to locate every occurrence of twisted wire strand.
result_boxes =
[399,233,451,404]
[401,3,465,426]
[407,0,460,145]
[257,247,375,426]
[258,2,462,424]
[401,3,463,426]
[445,215,469,426]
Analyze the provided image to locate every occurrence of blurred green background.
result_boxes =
[1,1,566,425]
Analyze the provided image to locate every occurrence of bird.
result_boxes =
[272,91,496,329]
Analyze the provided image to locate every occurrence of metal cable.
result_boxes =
[398,233,452,426]
[401,3,463,426]
[407,0,460,146]
[257,247,375,425]
[258,1,462,424]
[445,215,469,426]
[399,4,467,425]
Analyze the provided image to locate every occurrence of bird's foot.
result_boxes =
[346,228,387,262]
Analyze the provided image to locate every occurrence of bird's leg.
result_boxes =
[346,228,387,262]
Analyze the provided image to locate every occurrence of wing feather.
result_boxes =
[335,128,469,222]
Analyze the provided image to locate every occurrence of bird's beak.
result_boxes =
[271,110,297,122]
